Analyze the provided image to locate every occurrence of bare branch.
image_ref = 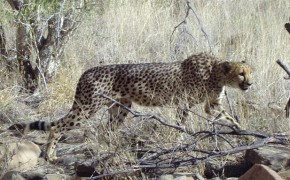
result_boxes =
[286,98,290,118]
[276,59,290,79]
[285,23,290,34]
[96,93,288,140]
[276,59,290,118]
[186,1,212,52]
[134,137,282,169]
[95,93,240,134]
[170,1,190,43]
[6,0,25,10]
[170,0,212,52]
[131,137,285,171]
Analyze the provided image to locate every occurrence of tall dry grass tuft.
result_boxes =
[37,64,84,115]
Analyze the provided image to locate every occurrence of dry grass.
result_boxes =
[1,0,290,178]
[64,0,290,130]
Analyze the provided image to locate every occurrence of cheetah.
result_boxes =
[11,53,253,161]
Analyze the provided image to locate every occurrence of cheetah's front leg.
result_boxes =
[205,98,242,130]
[218,110,242,129]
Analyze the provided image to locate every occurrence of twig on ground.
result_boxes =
[134,137,282,169]
[91,134,286,180]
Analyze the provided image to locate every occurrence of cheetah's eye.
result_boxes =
[239,72,245,76]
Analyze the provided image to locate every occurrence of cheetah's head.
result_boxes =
[221,61,253,91]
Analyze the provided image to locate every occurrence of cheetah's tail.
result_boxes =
[8,121,56,133]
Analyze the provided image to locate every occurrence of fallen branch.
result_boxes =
[82,93,290,178]
[134,137,282,169]
[96,93,240,134]
[91,135,287,179]
[96,93,289,142]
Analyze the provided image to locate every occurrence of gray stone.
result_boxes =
[75,160,99,177]
[204,156,251,178]
[245,145,290,171]
[174,176,194,180]
[45,174,71,180]
[1,171,25,180]
[159,175,174,180]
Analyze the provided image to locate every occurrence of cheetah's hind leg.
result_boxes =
[106,98,132,131]
[44,101,101,161]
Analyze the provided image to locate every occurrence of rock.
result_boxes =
[1,171,25,180]
[278,170,290,180]
[159,175,194,180]
[204,156,251,178]
[45,174,71,180]
[21,169,46,180]
[174,176,194,180]
[75,160,100,177]
[0,141,41,172]
[239,164,283,180]
[245,145,290,171]
[159,175,174,180]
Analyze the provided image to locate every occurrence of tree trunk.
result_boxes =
[5,0,86,93]
[5,0,37,92]
[0,26,9,69]
[16,22,37,92]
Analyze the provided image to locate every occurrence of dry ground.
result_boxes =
[1,0,290,178]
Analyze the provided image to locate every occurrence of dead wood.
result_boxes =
[90,93,289,179]
[286,99,290,118]
[0,26,8,61]
[285,23,290,34]
[276,59,290,79]
[276,59,290,118]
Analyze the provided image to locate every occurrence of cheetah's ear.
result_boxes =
[222,61,231,75]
